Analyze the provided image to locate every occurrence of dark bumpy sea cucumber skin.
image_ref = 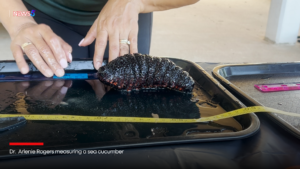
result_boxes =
[97,53,195,92]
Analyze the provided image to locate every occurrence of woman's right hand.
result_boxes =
[10,23,72,77]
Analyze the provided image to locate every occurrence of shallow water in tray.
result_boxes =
[0,80,242,150]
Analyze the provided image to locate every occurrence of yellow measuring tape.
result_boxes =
[0,106,299,123]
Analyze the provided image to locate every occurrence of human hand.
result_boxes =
[79,0,143,69]
[10,23,72,77]
[25,80,72,108]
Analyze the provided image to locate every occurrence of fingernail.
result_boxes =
[60,86,68,94]
[78,38,84,46]
[46,69,53,77]
[20,67,28,74]
[60,58,68,68]
[68,53,72,62]
[95,61,102,69]
[56,69,64,77]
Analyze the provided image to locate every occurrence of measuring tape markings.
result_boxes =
[0,106,299,123]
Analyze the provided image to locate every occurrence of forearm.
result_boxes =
[0,0,36,39]
[140,0,199,13]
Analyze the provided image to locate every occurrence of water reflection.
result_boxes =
[0,80,73,112]
[0,80,241,150]
[0,80,200,119]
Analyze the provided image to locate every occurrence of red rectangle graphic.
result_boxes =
[9,142,44,146]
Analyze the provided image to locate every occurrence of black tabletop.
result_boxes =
[1,62,300,169]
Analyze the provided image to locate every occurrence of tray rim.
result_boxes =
[212,63,300,139]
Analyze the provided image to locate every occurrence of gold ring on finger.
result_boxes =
[21,42,33,51]
[119,39,130,45]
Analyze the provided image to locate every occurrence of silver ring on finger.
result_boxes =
[21,42,33,51]
[119,39,130,45]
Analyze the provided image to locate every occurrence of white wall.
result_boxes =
[265,0,300,44]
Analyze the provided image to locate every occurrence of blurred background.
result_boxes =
[0,0,299,62]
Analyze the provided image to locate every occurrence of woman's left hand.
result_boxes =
[79,0,143,70]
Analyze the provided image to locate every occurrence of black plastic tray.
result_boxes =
[212,62,300,139]
[0,58,260,159]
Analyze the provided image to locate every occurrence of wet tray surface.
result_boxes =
[0,59,259,158]
[213,62,300,138]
